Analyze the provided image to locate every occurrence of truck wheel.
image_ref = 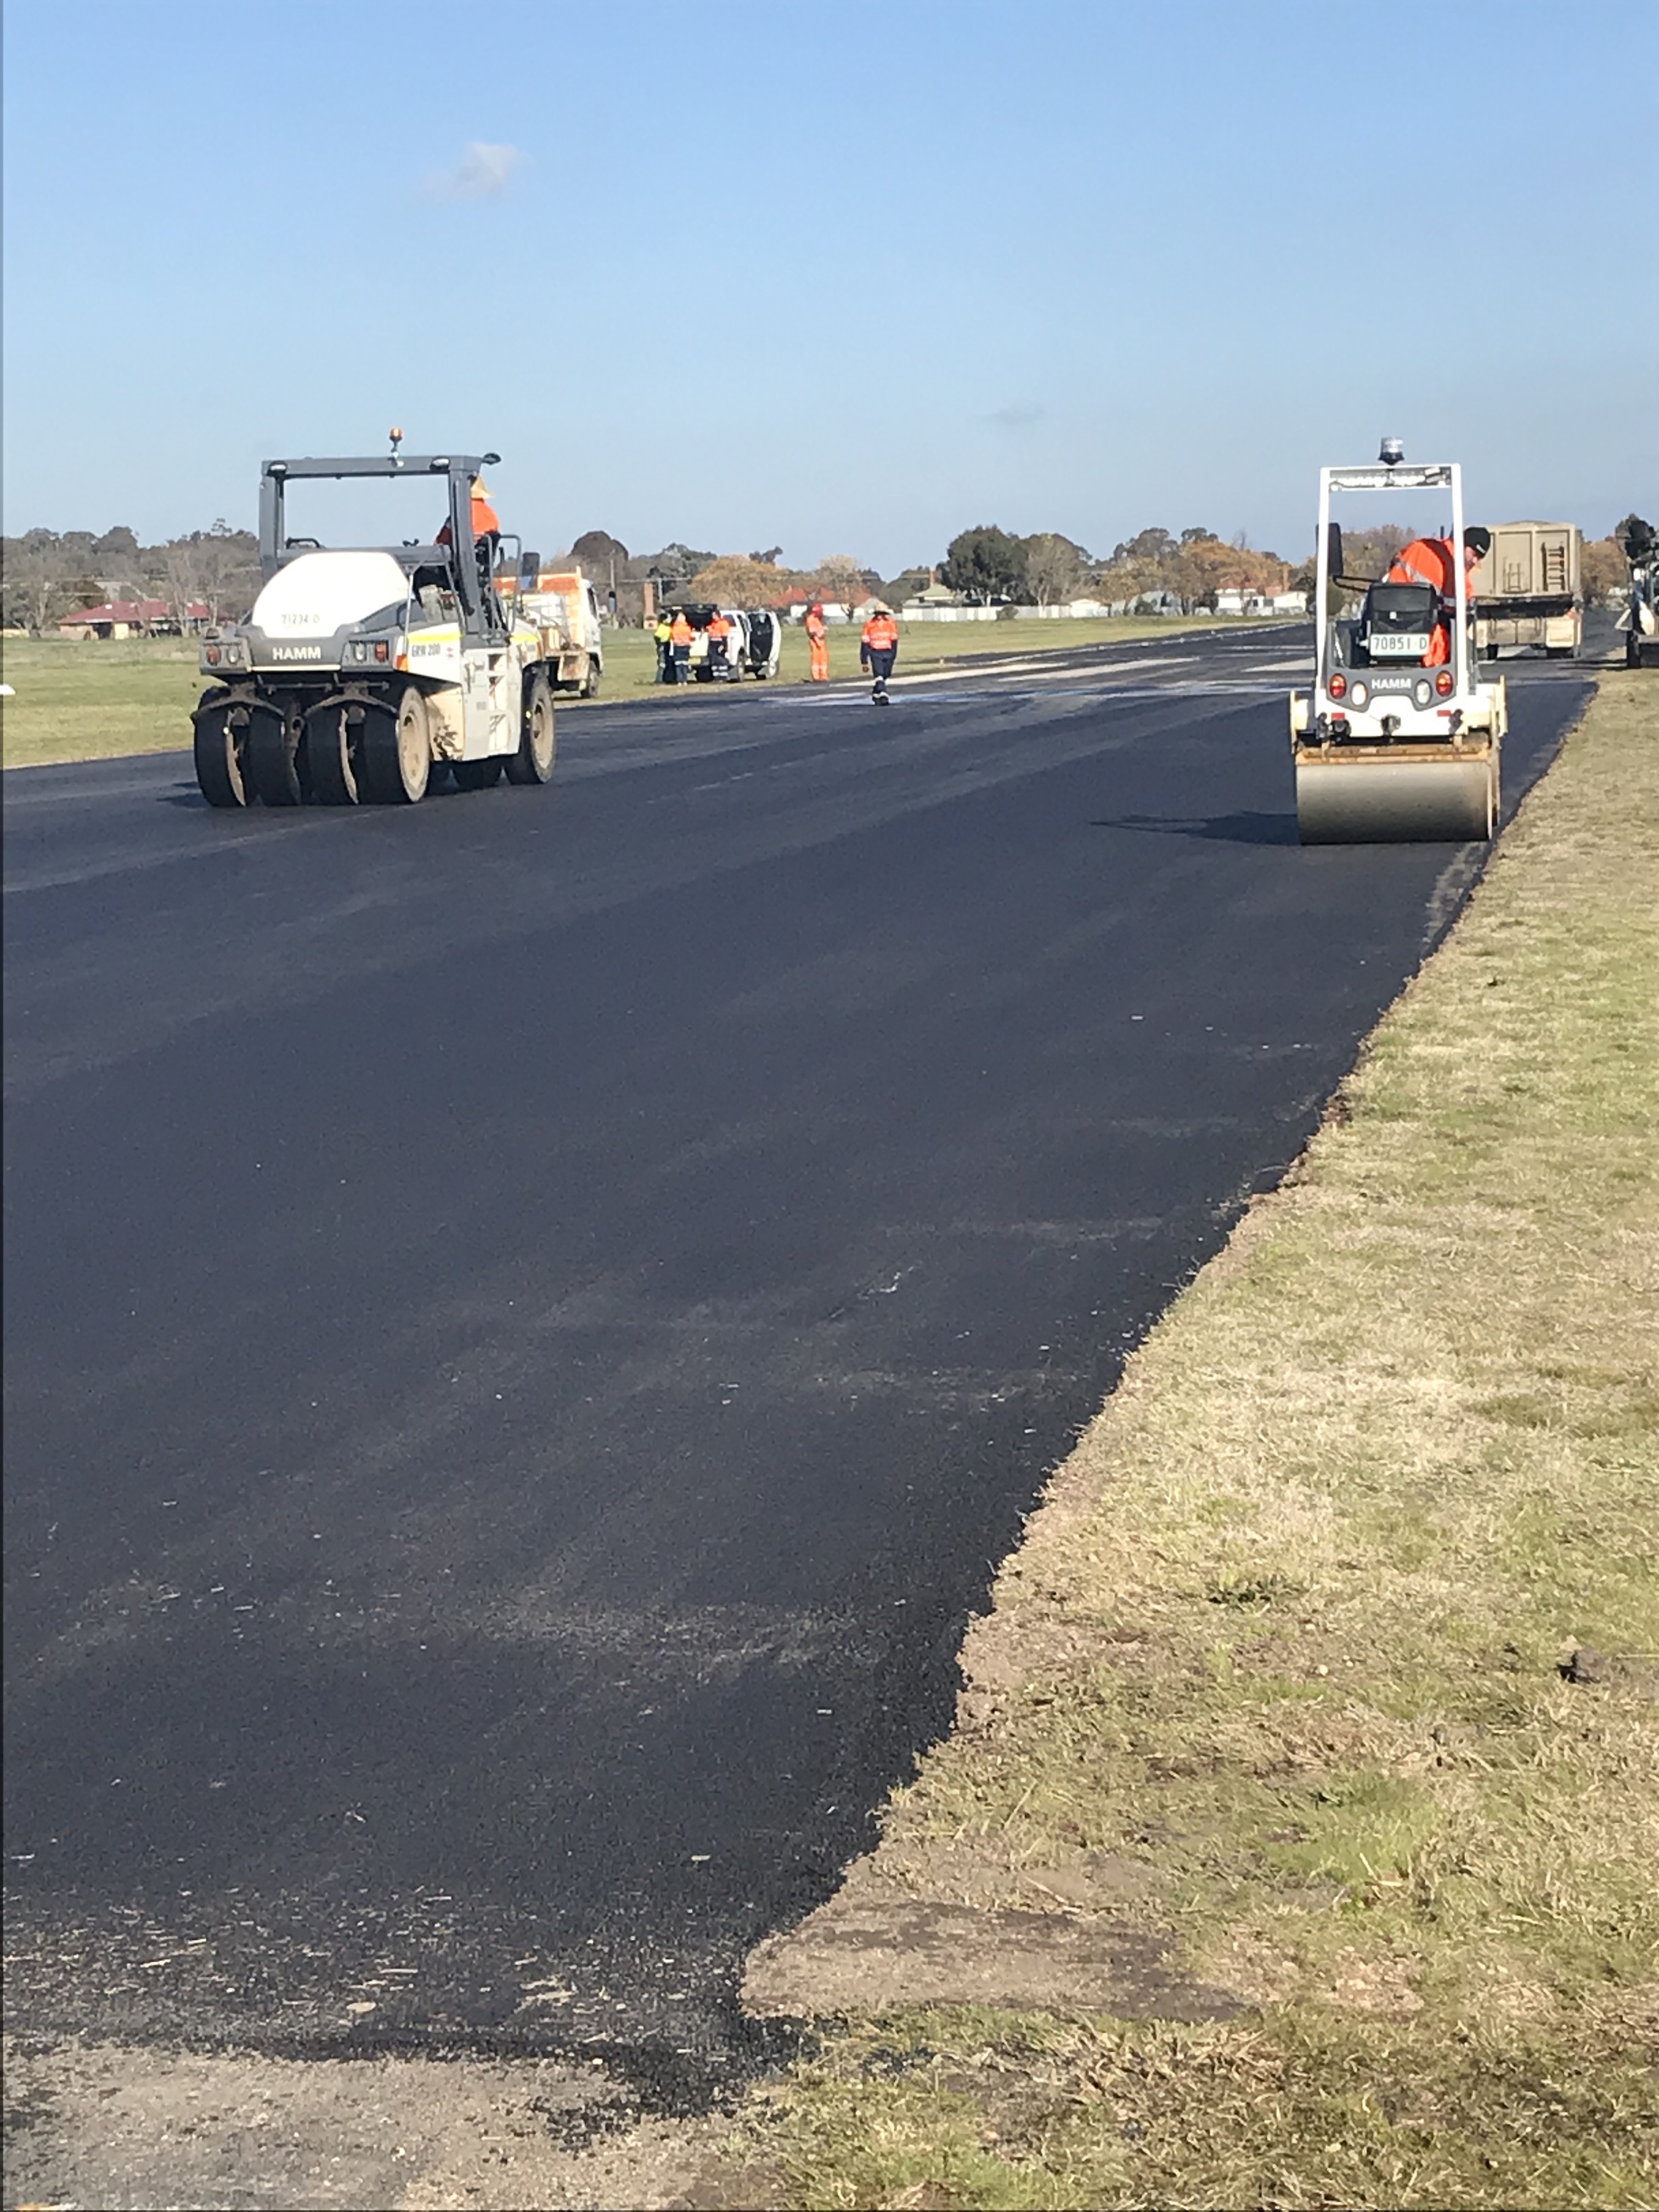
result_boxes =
[306,703,359,805]
[193,694,249,808]
[453,757,504,791]
[362,686,432,804]
[506,673,556,785]
[582,662,601,698]
[246,701,306,806]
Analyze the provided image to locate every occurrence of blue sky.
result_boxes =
[4,0,1655,572]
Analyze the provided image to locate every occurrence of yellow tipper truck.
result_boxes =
[1473,522,1582,660]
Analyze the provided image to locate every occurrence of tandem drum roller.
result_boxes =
[1291,444,1507,845]
[1294,738,1498,844]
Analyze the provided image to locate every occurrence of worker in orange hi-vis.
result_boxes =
[706,608,734,680]
[435,476,503,548]
[668,606,695,685]
[1385,524,1491,665]
[860,604,900,704]
[804,600,830,682]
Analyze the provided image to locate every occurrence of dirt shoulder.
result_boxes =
[739,674,1658,2207]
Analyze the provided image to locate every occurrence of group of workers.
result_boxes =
[804,601,899,699]
[447,477,910,699]
[653,607,743,683]
[648,598,898,701]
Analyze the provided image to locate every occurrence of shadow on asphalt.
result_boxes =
[1089,810,1300,845]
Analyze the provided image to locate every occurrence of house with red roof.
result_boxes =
[58,597,210,640]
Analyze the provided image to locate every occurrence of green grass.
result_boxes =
[0,635,206,768]
[732,675,1659,2210]
[1,614,1291,769]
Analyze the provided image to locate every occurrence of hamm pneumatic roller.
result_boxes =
[192,438,559,807]
[1289,443,1507,843]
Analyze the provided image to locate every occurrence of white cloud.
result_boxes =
[985,403,1046,431]
[426,142,524,201]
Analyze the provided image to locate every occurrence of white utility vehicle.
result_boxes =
[193,444,560,807]
[1289,442,1507,842]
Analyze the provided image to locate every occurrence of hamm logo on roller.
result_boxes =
[271,645,325,661]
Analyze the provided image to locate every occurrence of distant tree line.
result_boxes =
[2,522,261,634]
[7,510,1645,638]
[935,522,1298,611]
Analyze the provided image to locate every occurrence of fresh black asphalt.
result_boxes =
[3,628,1592,2080]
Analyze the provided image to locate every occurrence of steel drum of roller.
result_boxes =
[1295,742,1498,844]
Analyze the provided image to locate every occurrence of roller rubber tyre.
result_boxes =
[361,686,432,804]
[246,700,306,806]
[506,673,557,785]
[193,693,249,808]
[306,702,359,805]
[453,757,504,791]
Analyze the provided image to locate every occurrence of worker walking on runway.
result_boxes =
[669,607,695,684]
[860,604,899,704]
[804,599,830,682]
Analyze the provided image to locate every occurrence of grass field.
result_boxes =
[734,674,1659,2209]
[0,614,1289,771]
[0,636,205,770]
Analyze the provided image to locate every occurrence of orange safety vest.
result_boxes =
[669,613,693,646]
[804,607,827,639]
[707,613,731,640]
[862,614,899,651]
[1385,538,1467,666]
[436,491,501,547]
[1386,537,1473,601]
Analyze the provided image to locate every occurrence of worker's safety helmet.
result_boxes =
[1463,525,1492,558]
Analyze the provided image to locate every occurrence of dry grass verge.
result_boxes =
[741,675,1659,2209]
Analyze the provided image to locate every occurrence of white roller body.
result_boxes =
[252,550,410,637]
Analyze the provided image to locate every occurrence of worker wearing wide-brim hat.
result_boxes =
[436,476,502,547]
[860,602,900,703]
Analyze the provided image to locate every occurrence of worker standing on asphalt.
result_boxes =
[669,606,695,684]
[860,604,899,704]
[1386,525,1490,665]
[707,608,733,680]
[804,599,830,682]
[653,609,673,683]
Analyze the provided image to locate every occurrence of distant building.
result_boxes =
[58,596,210,640]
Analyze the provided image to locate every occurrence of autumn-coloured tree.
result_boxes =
[1582,536,1628,602]
[688,554,800,607]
